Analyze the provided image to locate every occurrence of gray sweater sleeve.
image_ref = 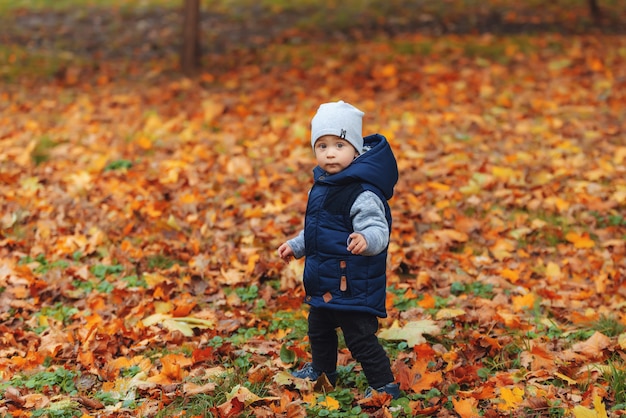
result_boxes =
[287,190,389,259]
[286,230,306,259]
[350,191,389,256]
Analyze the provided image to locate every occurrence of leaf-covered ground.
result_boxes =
[1,1,626,417]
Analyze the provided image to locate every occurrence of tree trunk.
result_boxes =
[181,0,201,75]
[588,0,601,22]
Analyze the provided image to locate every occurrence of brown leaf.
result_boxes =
[3,387,25,406]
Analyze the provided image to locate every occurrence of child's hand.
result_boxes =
[347,232,368,255]
[277,243,294,262]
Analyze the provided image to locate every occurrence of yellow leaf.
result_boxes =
[492,165,519,179]
[593,395,608,418]
[497,386,524,411]
[572,395,608,418]
[154,301,173,313]
[435,308,466,320]
[143,113,162,132]
[65,171,93,195]
[573,406,598,418]
[612,189,626,204]
[166,214,181,231]
[554,372,577,385]
[302,392,317,405]
[490,238,516,261]
[614,146,626,165]
[142,314,214,337]
[319,395,340,410]
[224,384,278,407]
[378,320,441,347]
[546,262,562,280]
[143,272,169,288]
[273,370,309,390]
[226,384,258,405]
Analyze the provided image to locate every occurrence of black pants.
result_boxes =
[308,306,394,389]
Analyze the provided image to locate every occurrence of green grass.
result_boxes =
[450,281,494,299]
[591,314,626,338]
[605,362,626,408]
[146,254,181,270]
[32,302,79,333]
[4,367,77,393]
[152,366,266,418]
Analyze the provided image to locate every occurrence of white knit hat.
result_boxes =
[311,101,364,153]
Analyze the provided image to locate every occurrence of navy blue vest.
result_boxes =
[302,181,391,317]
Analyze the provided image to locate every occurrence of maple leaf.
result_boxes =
[218,384,280,415]
[37,325,72,357]
[452,397,479,418]
[497,386,524,411]
[435,308,465,320]
[565,231,595,249]
[273,370,315,392]
[572,395,608,418]
[512,292,536,311]
[394,356,442,394]
[142,313,214,337]
[378,320,441,347]
[520,343,557,373]
[571,331,611,358]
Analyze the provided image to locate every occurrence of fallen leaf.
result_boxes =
[142,313,214,337]
[572,395,608,418]
[378,320,441,347]
[497,386,524,411]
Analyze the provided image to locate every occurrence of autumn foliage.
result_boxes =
[1,1,626,417]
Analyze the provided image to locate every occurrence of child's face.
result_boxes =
[313,135,359,175]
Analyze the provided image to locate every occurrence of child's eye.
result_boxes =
[337,143,344,148]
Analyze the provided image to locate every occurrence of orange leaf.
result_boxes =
[453,397,479,418]
[512,293,536,311]
[418,293,436,309]
[565,232,595,249]
[520,344,556,372]
[410,358,443,393]
[500,268,521,283]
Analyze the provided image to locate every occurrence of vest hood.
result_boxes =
[313,133,398,200]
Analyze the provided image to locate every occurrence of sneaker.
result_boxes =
[365,382,401,399]
[292,362,337,386]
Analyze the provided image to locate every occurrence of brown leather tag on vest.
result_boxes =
[323,292,332,303]
[340,276,347,291]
